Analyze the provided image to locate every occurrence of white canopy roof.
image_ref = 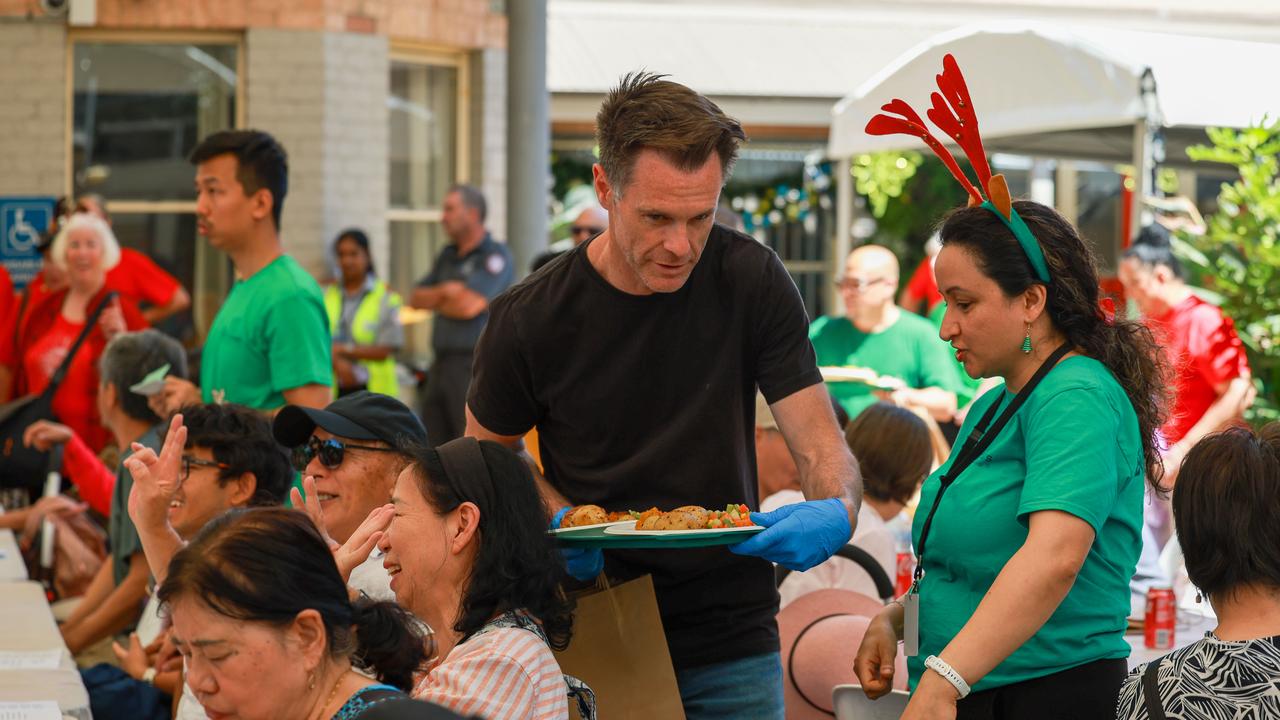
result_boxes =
[829,21,1280,164]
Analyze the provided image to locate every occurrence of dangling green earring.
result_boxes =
[1021,323,1033,354]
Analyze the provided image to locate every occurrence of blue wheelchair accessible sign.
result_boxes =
[0,196,56,290]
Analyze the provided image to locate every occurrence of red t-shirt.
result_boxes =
[22,314,111,451]
[105,248,181,308]
[903,256,942,313]
[1147,294,1250,443]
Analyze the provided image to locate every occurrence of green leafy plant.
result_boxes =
[852,151,924,218]
[1183,119,1280,425]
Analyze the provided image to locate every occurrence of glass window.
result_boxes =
[73,43,238,200]
[389,61,458,210]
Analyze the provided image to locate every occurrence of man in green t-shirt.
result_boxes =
[810,245,962,421]
[156,130,332,415]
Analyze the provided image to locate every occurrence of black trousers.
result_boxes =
[422,351,473,448]
[955,658,1127,720]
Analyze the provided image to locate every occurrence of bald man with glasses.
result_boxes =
[810,244,963,422]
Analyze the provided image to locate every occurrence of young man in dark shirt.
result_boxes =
[465,72,861,718]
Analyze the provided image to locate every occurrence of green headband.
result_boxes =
[980,201,1051,284]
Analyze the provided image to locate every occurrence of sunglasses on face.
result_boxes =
[292,436,395,471]
[181,454,230,480]
[570,225,605,237]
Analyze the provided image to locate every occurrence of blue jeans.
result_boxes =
[675,651,784,720]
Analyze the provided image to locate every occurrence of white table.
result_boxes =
[0,582,88,718]
[1126,607,1217,669]
[0,530,28,582]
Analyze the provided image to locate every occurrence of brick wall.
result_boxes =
[321,31,389,278]
[3,0,508,49]
[0,21,66,195]
[245,28,391,279]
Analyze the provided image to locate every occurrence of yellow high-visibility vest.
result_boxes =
[324,280,401,397]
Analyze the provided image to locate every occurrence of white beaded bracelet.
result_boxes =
[924,655,971,699]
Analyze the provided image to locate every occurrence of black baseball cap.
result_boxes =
[272,391,427,449]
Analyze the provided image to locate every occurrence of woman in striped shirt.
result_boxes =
[378,437,582,720]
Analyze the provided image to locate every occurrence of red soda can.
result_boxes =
[1144,587,1176,650]
[894,551,914,597]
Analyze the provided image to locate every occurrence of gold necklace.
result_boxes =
[312,669,347,720]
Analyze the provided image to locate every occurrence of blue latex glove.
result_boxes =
[729,498,852,571]
[552,506,604,581]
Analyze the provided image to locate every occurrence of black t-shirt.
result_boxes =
[468,225,822,670]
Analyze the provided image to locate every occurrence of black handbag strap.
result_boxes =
[1141,659,1168,720]
[39,291,118,399]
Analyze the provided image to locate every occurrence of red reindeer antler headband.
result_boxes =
[865,54,1051,284]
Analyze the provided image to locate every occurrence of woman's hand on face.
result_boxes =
[854,606,902,700]
[900,670,959,720]
[291,475,341,554]
[336,504,394,582]
[124,414,187,532]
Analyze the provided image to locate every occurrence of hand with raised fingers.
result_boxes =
[124,414,187,533]
[334,504,394,582]
[112,633,150,680]
[291,475,340,554]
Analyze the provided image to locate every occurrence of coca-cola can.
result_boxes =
[1144,587,1176,650]
[895,551,915,597]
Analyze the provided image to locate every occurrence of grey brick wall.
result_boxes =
[246,28,388,280]
[0,22,67,195]
[322,31,389,279]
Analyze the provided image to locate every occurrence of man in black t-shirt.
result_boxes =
[466,72,860,719]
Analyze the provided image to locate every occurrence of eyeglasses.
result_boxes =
[570,225,605,237]
[834,276,891,291]
[181,455,230,480]
[292,436,395,471]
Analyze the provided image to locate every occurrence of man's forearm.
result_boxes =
[797,437,862,532]
[64,558,149,653]
[902,387,958,422]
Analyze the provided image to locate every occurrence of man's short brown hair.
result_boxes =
[596,71,746,193]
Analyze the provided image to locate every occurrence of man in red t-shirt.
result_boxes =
[76,194,192,325]
[1119,225,1253,486]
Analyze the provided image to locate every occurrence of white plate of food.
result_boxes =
[603,524,763,539]
[549,504,638,535]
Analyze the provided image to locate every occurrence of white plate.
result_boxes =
[549,520,634,535]
[602,524,763,538]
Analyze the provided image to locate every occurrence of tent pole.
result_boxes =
[830,156,853,316]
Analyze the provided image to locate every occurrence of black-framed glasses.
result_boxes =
[570,225,605,237]
[292,436,395,471]
[834,276,891,291]
[181,455,230,480]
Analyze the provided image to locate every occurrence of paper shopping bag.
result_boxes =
[555,574,686,720]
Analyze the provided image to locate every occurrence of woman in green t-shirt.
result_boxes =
[854,200,1168,719]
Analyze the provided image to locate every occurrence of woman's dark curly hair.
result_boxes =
[939,200,1169,492]
[158,507,427,690]
[403,440,574,650]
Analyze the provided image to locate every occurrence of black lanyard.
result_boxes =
[912,343,1072,588]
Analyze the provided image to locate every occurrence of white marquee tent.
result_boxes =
[825,21,1280,294]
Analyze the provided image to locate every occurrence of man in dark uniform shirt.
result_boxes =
[410,184,513,446]
[465,72,861,719]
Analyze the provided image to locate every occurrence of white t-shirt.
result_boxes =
[350,547,395,602]
[762,490,897,607]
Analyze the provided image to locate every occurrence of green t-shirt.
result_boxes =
[109,424,162,586]
[908,356,1144,692]
[808,311,963,419]
[201,255,333,410]
[928,302,983,407]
